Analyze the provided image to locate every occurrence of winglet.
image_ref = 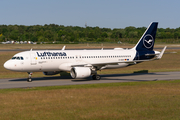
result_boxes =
[157,46,167,59]
[62,46,66,50]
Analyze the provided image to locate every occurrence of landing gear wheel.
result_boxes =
[27,78,32,82]
[92,75,96,80]
[27,72,33,82]
[92,75,101,80]
[96,75,101,80]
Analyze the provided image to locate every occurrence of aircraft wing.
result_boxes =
[71,60,136,69]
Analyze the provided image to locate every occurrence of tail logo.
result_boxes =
[143,34,154,49]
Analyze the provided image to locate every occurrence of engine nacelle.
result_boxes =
[43,71,60,75]
[70,67,91,79]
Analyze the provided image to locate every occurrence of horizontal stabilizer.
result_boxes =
[145,53,157,56]
[157,46,167,59]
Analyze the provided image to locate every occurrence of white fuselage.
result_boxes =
[4,49,136,72]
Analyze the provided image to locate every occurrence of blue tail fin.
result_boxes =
[133,22,158,51]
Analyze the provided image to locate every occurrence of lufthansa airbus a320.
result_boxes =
[4,22,167,82]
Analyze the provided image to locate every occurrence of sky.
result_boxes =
[0,0,180,29]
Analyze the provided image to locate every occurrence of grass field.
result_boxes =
[0,80,180,119]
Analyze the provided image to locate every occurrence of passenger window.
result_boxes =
[21,57,24,60]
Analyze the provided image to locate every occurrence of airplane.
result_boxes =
[4,22,167,82]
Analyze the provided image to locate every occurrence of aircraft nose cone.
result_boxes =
[4,61,12,70]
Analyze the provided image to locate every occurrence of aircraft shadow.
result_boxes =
[101,78,158,82]
[8,72,166,82]
[100,73,163,81]
[101,72,165,77]
[9,76,72,82]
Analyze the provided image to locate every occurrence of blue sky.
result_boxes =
[0,0,179,29]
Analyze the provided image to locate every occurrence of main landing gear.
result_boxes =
[91,69,101,80]
[27,72,33,82]
[92,74,101,80]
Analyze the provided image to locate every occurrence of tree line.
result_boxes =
[0,24,180,44]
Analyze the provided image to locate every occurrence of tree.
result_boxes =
[128,31,138,38]
[110,30,123,39]
[9,30,19,40]
[101,32,108,38]
[174,32,180,39]
[44,30,53,41]
[38,36,44,42]
[88,31,95,38]
[0,24,179,44]
[0,35,5,42]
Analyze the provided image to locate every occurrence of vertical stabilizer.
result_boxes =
[133,22,158,51]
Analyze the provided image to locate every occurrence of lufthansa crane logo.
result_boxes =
[143,34,154,49]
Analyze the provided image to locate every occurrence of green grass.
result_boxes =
[0,80,180,119]
[0,79,179,93]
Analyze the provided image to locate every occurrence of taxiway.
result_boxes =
[0,71,179,89]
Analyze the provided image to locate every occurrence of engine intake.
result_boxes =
[70,67,91,79]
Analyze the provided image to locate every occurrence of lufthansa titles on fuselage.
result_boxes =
[36,52,67,57]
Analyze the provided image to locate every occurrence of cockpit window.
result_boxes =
[17,57,20,60]
[11,57,16,60]
[11,56,24,60]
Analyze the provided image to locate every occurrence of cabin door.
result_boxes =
[30,52,37,65]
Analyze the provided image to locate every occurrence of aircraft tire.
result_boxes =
[95,75,101,80]
[27,78,32,82]
[92,75,101,80]
[92,75,96,80]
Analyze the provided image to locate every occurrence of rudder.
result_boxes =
[133,22,158,51]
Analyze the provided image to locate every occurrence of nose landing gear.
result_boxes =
[27,72,33,82]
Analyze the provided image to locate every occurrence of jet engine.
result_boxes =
[70,67,91,79]
[43,71,60,75]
